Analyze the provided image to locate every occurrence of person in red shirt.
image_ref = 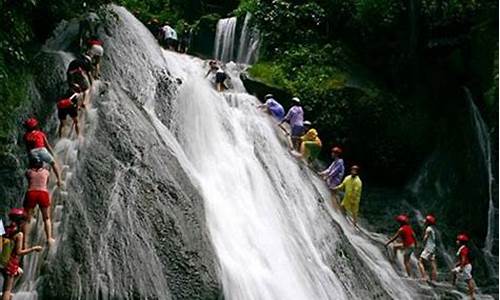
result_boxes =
[452,233,475,299]
[23,157,55,247]
[385,214,417,277]
[23,118,62,187]
[57,88,81,138]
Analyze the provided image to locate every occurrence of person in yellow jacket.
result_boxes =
[292,121,322,164]
[333,165,362,227]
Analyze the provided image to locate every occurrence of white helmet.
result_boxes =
[303,120,312,126]
[291,97,301,103]
[89,44,104,57]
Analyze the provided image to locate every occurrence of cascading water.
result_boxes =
[465,88,498,279]
[236,13,260,65]
[213,17,237,63]
[213,14,260,64]
[8,6,489,300]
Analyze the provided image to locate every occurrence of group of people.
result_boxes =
[385,214,476,299]
[258,94,363,227]
[258,94,476,299]
[0,33,104,299]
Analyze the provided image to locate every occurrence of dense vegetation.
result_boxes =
[0,0,497,283]
[242,0,498,185]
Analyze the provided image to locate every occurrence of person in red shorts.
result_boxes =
[1,208,42,300]
[385,214,418,277]
[23,157,55,247]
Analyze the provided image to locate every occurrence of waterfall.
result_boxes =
[465,88,498,278]
[213,14,260,64]
[236,13,261,65]
[9,6,458,299]
[213,17,237,63]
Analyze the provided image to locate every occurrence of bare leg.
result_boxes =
[58,120,66,138]
[404,255,412,277]
[2,275,15,300]
[50,161,63,187]
[72,117,80,137]
[40,206,54,245]
[467,279,475,299]
[430,260,437,281]
[451,271,457,285]
[418,258,428,280]
[22,208,34,249]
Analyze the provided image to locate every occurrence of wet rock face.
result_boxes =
[36,6,220,300]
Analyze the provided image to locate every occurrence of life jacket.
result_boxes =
[0,224,17,268]
[24,130,46,150]
[399,224,416,247]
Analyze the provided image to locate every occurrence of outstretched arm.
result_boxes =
[385,230,400,246]
[14,233,42,256]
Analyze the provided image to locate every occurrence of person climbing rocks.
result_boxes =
[333,165,362,227]
[418,214,438,282]
[318,147,345,210]
[57,89,81,138]
[22,157,55,247]
[87,37,104,79]
[452,233,475,299]
[159,22,178,50]
[385,214,417,277]
[67,51,94,108]
[1,208,43,300]
[78,11,101,49]
[279,97,304,150]
[215,67,229,92]
[292,121,322,164]
[23,118,62,187]
[205,60,219,78]
[257,94,285,121]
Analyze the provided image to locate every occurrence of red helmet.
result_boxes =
[457,234,469,242]
[24,118,38,129]
[425,214,436,225]
[8,208,26,220]
[395,214,409,224]
[332,147,342,155]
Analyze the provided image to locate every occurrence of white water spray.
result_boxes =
[214,17,237,63]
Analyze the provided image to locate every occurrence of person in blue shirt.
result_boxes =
[258,94,285,121]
